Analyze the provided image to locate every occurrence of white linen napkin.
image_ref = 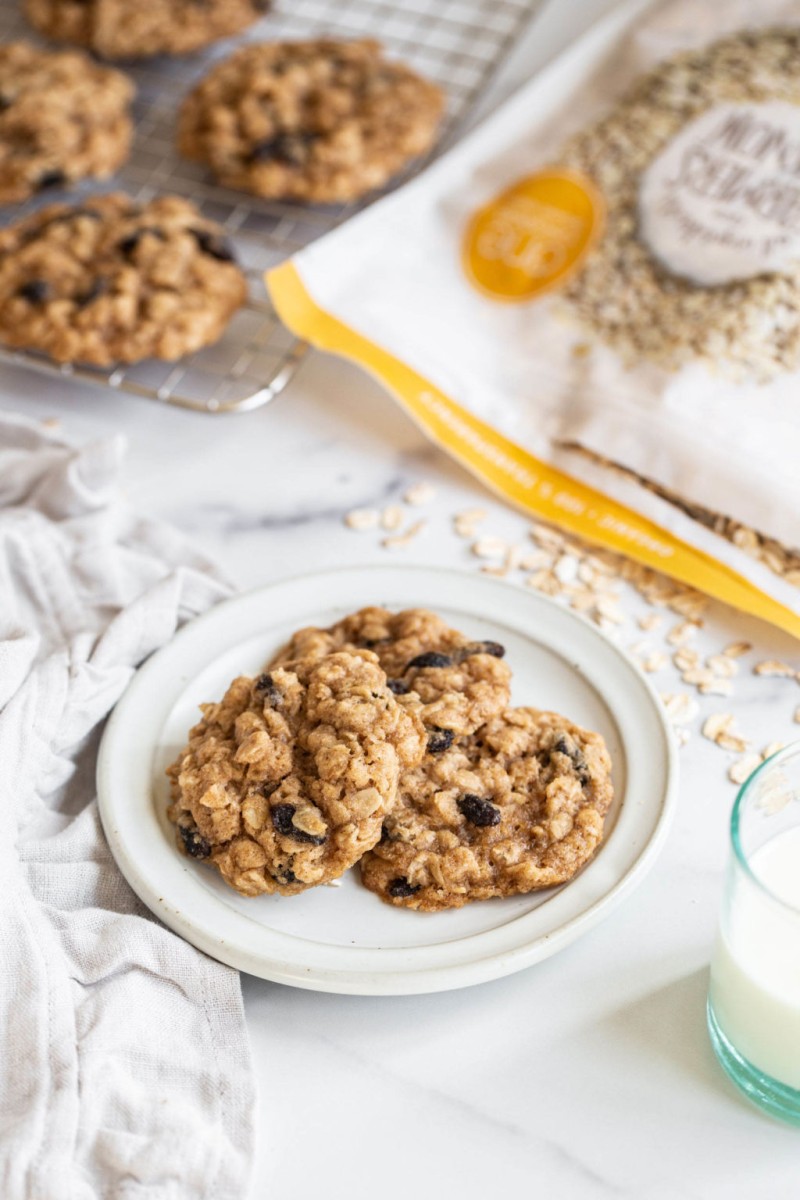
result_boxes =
[0,412,254,1200]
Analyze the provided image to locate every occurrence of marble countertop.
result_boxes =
[5,2,800,1196]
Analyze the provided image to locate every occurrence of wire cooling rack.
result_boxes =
[0,0,541,413]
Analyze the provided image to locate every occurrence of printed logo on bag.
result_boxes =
[639,102,800,287]
[463,170,605,301]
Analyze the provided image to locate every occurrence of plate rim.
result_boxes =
[97,563,679,995]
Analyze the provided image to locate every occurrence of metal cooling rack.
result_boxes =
[0,0,541,413]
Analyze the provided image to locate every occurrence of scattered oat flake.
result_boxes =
[570,590,596,612]
[471,536,509,559]
[699,679,734,697]
[754,660,796,678]
[381,505,405,532]
[667,620,699,646]
[675,728,691,747]
[519,550,551,571]
[642,652,667,673]
[707,654,739,678]
[403,481,436,506]
[529,524,565,552]
[795,706,800,724]
[382,519,426,549]
[554,555,580,585]
[595,595,625,623]
[729,754,762,785]
[762,741,786,760]
[504,544,525,572]
[673,647,700,671]
[703,713,733,741]
[723,641,752,659]
[717,732,749,753]
[525,569,561,596]
[660,691,699,725]
[638,613,663,632]
[682,666,714,687]
[344,507,378,531]
[453,508,487,537]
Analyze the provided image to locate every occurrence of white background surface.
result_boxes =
[5,1,800,1195]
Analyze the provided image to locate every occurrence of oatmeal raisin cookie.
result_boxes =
[271,607,511,738]
[24,0,268,60]
[0,42,134,203]
[0,192,247,365]
[360,708,614,911]
[178,38,444,202]
[167,652,426,897]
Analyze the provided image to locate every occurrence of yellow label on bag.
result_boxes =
[267,260,800,641]
[463,170,605,301]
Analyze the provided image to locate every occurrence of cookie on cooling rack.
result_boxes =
[0,42,134,204]
[270,606,512,737]
[0,193,247,365]
[23,0,269,59]
[177,38,445,203]
[167,653,426,897]
[360,708,614,911]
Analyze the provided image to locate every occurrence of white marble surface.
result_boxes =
[5,1,800,1195]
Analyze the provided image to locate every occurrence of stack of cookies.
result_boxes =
[0,4,444,368]
[168,607,614,912]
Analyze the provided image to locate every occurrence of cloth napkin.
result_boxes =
[0,413,254,1200]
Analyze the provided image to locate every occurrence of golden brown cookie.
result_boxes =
[178,38,444,203]
[0,193,247,365]
[271,607,511,738]
[0,42,134,204]
[24,0,269,60]
[167,652,426,897]
[360,708,614,911]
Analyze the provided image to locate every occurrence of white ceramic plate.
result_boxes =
[97,565,677,995]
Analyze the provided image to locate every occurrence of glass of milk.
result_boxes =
[708,743,800,1124]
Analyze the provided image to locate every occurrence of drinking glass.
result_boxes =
[707,743,800,1124]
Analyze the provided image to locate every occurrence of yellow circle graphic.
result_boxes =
[463,170,605,302]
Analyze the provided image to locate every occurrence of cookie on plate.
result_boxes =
[178,38,444,203]
[24,0,269,60]
[271,607,512,737]
[360,708,614,911]
[0,192,247,365]
[167,652,426,897]
[0,42,134,204]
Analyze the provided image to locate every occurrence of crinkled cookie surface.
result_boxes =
[178,38,444,202]
[360,708,614,911]
[271,606,512,738]
[168,652,426,897]
[0,193,247,365]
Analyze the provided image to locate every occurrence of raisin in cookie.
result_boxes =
[0,193,247,365]
[360,708,614,911]
[0,42,133,204]
[271,607,511,738]
[24,0,268,60]
[167,652,426,897]
[178,38,444,203]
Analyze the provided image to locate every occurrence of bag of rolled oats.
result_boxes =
[269,0,800,638]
